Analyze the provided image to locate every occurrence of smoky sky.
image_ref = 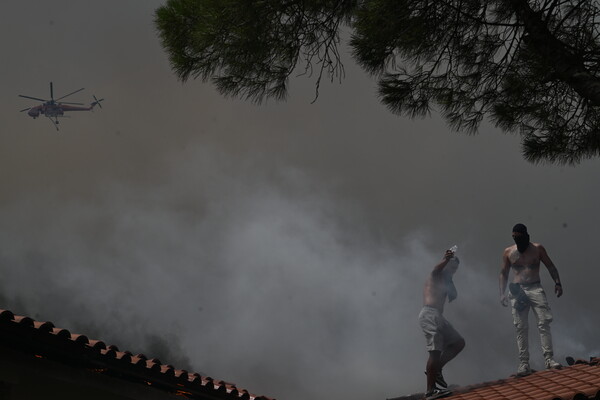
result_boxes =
[1,2,600,400]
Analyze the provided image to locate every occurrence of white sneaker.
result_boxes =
[545,359,562,369]
[517,363,532,376]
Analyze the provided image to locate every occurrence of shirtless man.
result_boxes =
[419,249,465,400]
[499,223,563,376]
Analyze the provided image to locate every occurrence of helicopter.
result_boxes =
[19,82,104,130]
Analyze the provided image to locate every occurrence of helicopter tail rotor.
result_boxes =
[92,95,104,109]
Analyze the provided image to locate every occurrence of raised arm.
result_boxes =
[432,250,454,274]
[539,244,563,297]
[499,249,511,306]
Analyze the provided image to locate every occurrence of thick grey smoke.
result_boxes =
[0,143,441,399]
[0,143,596,400]
[1,2,600,400]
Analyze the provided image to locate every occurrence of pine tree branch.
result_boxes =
[551,0,587,34]
[509,0,600,106]
[436,0,523,27]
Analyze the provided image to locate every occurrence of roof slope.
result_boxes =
[391,357,600,400]
[0,308,274,400]
[450,358,600,400]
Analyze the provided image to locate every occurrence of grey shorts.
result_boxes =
[418,306,463,352]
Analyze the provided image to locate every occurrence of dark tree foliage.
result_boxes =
[155,0,354,101]
[156,0,600,164]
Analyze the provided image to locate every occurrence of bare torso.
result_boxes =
[499,238,562,305]
[423,275,447,312]
[505,242,543,284]
[424,252,458,312]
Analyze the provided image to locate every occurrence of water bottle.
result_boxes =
[448,245,458,262]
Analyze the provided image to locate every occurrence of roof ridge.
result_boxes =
[0,308,274,400]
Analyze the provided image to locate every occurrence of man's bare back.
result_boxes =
[423,250,458,312]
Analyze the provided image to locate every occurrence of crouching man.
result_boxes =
[419,249,465,400]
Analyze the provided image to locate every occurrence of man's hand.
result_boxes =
[500,294,508,307]
[555,283,563,298]
[444,250,454,260]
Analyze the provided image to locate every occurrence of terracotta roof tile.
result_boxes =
[33,320,54,332]
[87,339,106,349]
[130,355,148,367]
[14,315,34,326]
[70,333,89,344]
[0,308,274,400]
[446,360,600,400]
[115,351,132,362]
[392,358,600,400]
[51,327,71,339]
[146,359,162,372]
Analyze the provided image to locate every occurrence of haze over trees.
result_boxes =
[155,0,600,164]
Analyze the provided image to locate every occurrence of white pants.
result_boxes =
[508,283,555,364]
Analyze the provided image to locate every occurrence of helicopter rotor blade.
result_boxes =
[19,94,47,102]
[56,87,85,101]
[20,107,31,112]
[50,82,54,100]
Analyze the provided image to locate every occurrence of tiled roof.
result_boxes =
[391,357,600,400]
[0,308,274,400]
[449,357,600,400]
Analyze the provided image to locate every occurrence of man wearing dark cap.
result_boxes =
[499,224,563,376]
